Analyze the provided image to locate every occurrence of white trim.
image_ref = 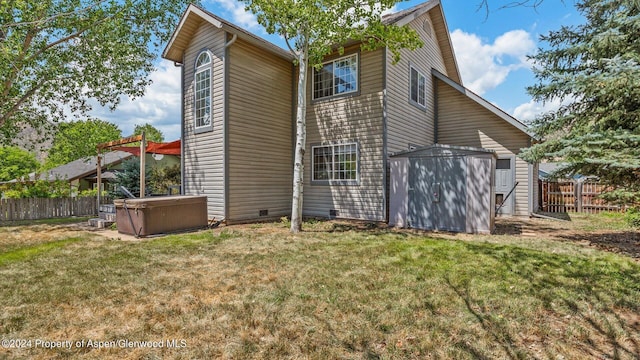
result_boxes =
[393,0,439,27]
[194,50,212,130]
[312,53,359,100]
[311,142,359,184]
[162,4,293,63]
[409,64,427,109]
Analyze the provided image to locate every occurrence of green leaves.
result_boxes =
[0,0,190,145]
[244,0,422,68]
[523,0,640,205]
[0,146,40,182]
[45,118,121,169]
[133,123,164,143]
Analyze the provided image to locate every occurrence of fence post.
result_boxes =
[575,181,582,213]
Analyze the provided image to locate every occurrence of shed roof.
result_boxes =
[391,144,497,158]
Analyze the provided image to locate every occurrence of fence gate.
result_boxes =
[540,180,625,214]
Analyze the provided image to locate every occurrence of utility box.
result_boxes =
[389,144,496,234]
[114,195,208,237]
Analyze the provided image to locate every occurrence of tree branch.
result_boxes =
[3,28,37,98]
[0,0,108,30]
[0,81,44,127]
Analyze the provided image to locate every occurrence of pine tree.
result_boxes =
[111,158,150,198]
[521,0,640,205]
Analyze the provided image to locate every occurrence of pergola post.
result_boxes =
[139,132,146,198]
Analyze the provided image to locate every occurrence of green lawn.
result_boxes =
[0,214,639,359]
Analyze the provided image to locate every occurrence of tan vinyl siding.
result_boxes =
[436,78,531,216]
[386,11,447,154]
[304,48,386,221]
[183,23,225,220]
[227,39,293,222]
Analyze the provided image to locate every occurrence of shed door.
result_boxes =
[495,158,514,215]
[408,156,467,232]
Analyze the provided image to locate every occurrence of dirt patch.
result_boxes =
[494,215,640,259]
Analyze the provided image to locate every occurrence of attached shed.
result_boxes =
[389,144,496,234]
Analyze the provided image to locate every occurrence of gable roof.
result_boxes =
[164,1,462,84]
[383,0,461,84]
[162,4,294,63]
[17,151,133,183]
[432,69,534,138]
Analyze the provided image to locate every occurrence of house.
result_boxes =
[162,0,538,224]
[8,151,134,194]
[6,141,182,196]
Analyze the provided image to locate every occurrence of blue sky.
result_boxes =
[89,0,585,141]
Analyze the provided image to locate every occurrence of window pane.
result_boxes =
[332,143,357,181]
[410,68,418,103]
[196,52,211,67]
[195,68,211,128]
[313,54,358,99]
[496,159,511,169]
[313,146,332,180]
[418,74,426,106]
[334,55,357,95]
[314,143,358,182]
[313,63,333,99]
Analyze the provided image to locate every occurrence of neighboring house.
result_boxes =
[162,0,538,224]
[9,151,134,194]
[6,143,181,195]
[538,162,585,180]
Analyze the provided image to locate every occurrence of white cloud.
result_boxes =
[89,62,182,140]
[207,0,259,30]
[513,98,573,122]
[450,29,535,95]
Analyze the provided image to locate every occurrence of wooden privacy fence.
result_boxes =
[0,197,100,221]
[540,180,626,214]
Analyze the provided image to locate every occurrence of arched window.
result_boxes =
[194,51,212,129]
[423,19,433,38]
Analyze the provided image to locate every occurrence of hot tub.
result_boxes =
[113,195,208,237]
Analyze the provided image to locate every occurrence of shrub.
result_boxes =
[624,207,640,228]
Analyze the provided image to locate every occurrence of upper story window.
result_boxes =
[312,142,359,184]
[194,51,212,129]
[410,65,427,109]
[313,54,358,100]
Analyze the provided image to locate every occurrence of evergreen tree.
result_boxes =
[111,158,150,198]
[521,0,640,204]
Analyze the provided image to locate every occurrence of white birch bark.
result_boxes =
[290,47,308,233]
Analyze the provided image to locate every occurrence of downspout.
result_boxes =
[433,74,439,144]
[222,33,236,222]
[176,59,185,195]
[225,33,237,48]
[382,48,389,223]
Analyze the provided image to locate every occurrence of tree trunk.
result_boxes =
[290,50,308,233]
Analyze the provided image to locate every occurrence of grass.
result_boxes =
[0,213,638,359]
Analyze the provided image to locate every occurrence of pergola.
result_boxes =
[95,133,146,212]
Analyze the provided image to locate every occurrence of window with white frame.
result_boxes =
[312,142,358,182]
[313,54,358,100]
[194,51,212,129]
[410,65,427,108]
